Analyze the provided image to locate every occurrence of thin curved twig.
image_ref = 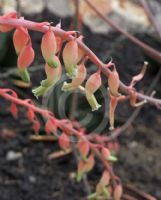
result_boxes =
[83,0,161,63]
[138,0,161,39]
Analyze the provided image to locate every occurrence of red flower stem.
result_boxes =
[0,89,156,199]
[0,89,53,118]
[89,143,116,186]
[0,87,117,186]
[0,18,161,106]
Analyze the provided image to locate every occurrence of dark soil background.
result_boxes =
[0,9,161,200]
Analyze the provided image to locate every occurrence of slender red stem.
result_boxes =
[0,17,161,106]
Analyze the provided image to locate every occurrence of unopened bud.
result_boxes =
[58,133,70,151]
[101,147,110,160]
[78,139,90,161]
[13,27,29,55]
[63,39,78,77]
[45,118,57,134]
[41,27,57,68]
[77,154,95,182]
[108,67,120,96]
[26,109,35,122]
[17,41,35,82]
[10,103,18,119]
[32,120,40,133]
[100,170,110,186]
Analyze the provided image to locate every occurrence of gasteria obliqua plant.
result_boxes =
[0,11,159,200]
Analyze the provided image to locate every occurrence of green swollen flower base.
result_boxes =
[19,69,30,83]
[47,60,58,68]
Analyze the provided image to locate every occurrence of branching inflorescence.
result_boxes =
[0,11,160,200]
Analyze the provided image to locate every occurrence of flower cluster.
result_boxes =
[0,87,122,200]
[0,11,157,200]
[0,12,149,132]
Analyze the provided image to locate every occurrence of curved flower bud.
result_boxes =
[41,27,57,68]
[77,139,90,161]
[26,109,35,122]
[0,12,17,32]
[10,103,18,119]
[101,147,110,160]
[85,71,101,111]
[62,62,86,91]
[108,66,120,97]
[13,27,29,55]
[58,133,70,151]
[17,41,35,83]
[45,118,57,135]
[101,147,117,162]
[32,55,62,98]
[100,170,110,186]
[32,119,40,133]
[63,39,78,77]
[96,170,110,196]
[77,154,95,182]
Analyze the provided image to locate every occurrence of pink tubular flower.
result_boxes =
[108,66,120,97]
[77,154,95,182]
[32,55,62,98]
[0,12,17,32]
[26,109,35,122]
[17,41,35,83]
[45,118,57,135]
[58,133,70,151]
[101,147,117,162]
[63,39,78,77]
[77,139,90,161]
[41,27,57,68]
[10,103,18,119]
[62,62,86,91]
[96,170,110,196]
[13,27,29,55]
[85,71,102,111]
[101,147,110,160]
[109,95,118,130]
[32,119,40,133]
